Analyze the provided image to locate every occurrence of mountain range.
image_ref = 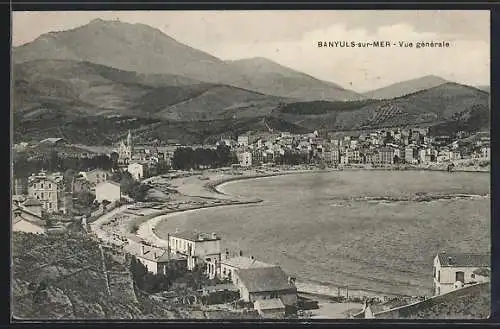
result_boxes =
[12,19,490,145]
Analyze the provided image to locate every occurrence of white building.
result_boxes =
[168,232,222,273]
[254,299,286,319]
[127,162,146,181]
[418,149,427,164]
[238,151,252,167]
[95,181,121,203]
[27,171,66,214]
[481,146,490,160]
[233,266,297,308]
[124,243,185,275]
[80,169,110,186]
[219,255,275,281]
[238,135,249,147]
[433,252,490,295]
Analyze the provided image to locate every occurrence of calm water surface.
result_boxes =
[155,170,490,296]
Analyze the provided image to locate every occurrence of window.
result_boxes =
[48,192,51,198]
[41,193,44,198]
[471,273,476,279]
[455,271,465,283]
[49,203,52,209]
[49,184,51,189]
[437,270,440,282]
[41,184,44,189]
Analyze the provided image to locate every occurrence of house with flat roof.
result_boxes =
[433,252,490,295]
[124,243,185,275]
[168,231,221,273]
[219,255,275,282]
[254,298,286,319]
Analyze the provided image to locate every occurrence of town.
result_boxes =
[11,125,491,319]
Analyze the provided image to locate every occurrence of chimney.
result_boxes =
[211,232,217,239]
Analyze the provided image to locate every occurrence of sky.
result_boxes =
[12,10,490,92]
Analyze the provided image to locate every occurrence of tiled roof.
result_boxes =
[254,298,285,310]
[235,266,295,293]
[96,181,121,188]
[22,197,42,207]
[124,243,170,263]
[437,253,490,267]
[203,283,238,293]
[221,256,274,269]
[170,231,221,242]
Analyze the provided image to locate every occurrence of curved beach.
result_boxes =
[91,168,489,299]
[149,169,490,298]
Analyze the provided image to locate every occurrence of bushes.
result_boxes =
[130,256,187,294]
[111,171,150,202]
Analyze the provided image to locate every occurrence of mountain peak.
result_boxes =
[363,75,450,100]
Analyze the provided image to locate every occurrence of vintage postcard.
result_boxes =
[11,10,490,320]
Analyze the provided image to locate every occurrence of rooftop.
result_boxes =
[221,256,274,269]
[170,231,221,242]
[123,243,173,263]
[235,266,295,293]
[96,181,121,188]
[437,253,490,268]
[254,298,285,310]
[22,197,42,207]
[203,283,239,293]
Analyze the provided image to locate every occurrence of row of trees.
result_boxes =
[13,151,119,178]
[130,256,186,293]
[274,150,311,165]
[110,171,149,202]
[171,145,237,170]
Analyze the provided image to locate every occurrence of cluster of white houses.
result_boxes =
[127,231,297,318]
[227,129,491,167]
[12,158,154,215]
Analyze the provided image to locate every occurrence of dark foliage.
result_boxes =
[13,152,114,178]
[129,256,186,294]
[172,145,235,170]
[110,171,150,201]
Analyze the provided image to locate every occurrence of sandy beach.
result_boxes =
[89,167,488,305]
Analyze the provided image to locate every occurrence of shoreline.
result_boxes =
[205,168,334,196]
[98,168,488,299]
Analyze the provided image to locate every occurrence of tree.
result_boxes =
[110,152,119,169]
[74,191,96,208]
